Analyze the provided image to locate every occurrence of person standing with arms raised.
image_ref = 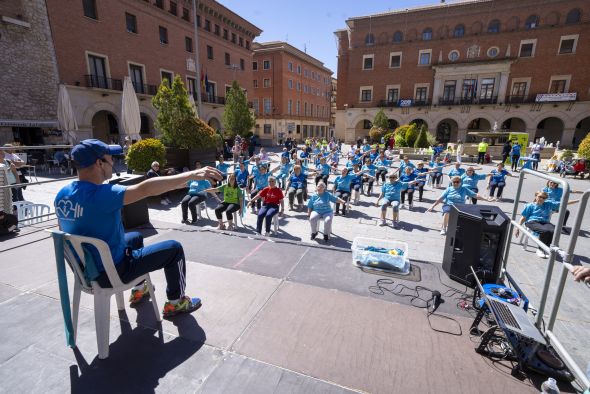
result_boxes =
[54,139,222,318]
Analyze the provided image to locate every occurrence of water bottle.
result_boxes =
[540,377,560,394]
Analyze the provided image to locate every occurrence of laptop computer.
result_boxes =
[472,267,546,344]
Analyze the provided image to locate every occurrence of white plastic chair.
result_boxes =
[12,201,34,222]
[49,230,160,359]
[15,203,50,225]
[196,201,210,220]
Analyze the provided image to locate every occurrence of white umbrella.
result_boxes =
[57,84,78,144]
[121,76,141,142]
[188,92,197,116]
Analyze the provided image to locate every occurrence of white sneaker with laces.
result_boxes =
[536,249,548,258]
[264,231,271,237]
[440,228,447,235]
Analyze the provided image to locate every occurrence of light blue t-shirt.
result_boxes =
[188,179,211,195]
[490,169,509,183]
[362,164,377,177]
[254,172,270,190]
[307,192,338,214]
[543,186,563,203]
[316,163,331,176]
[511,144,521,156]
[461,173,487,189]
[400,172,417,190]
[55,181,127,270]
[429,161,444,173]
[362,144,371,152]
[441,186,476,206]
[374,157,391,170]
[382,181,410,201]
[522,201,560,223]
[278,163,293,176]
[334,174,355,192]
[399,161,416,174]
[448,167,465,178]
[289,173,306,189]
[216,162,231,176]
[235,167,249,186]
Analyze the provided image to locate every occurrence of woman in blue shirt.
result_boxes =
[234,161,249,190]
[375,173,417,228]
[314,156,332,186]
[374,153,391,185]
[487,163,514,201]
[181,161,211,224]
[250,164,271,213]
[307,181,346,241]
[361,157,377,196]
[428,176,489,235]
[515,191,578,257]
[275,156,292,190]
[460,167,489,204]
[350,163,363,204]
[399,166,418,210]
[414,162,430,202]
[332,167,359,216]
[447,162,466,184]
[286,165,308,210]
[216,155,231,183]
[510,141,522,172]
[542,181,582,228]
[428,157,447,188]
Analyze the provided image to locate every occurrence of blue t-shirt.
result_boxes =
[281,151,290,159]
[362,144,371,152]
[490,169,509,183]
[522,201,560,223]
[289,173,306,189]
[216,162,231,176]
[55,181,127,270]
[511,144,521,156]
[382,181,410,201]
[307,192,338,214]
[235,167,249,186]
[334,174,355,192]
[399,161,416,174]
[374,158,391,170]
[400,172,417,189]
[461,173,487,189]
[429,161,444,173]
[250,163,260,178]
[253,172,270,190]
[441,186,476,206]
[188,179,211,195]
[316,163,331,176]
[542,186,563,211]
[369,151,379,162]
[278,163,293,176]
[448,167,465,178]
[362,164,377,177]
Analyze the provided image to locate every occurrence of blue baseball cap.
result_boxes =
[71,139,123,168]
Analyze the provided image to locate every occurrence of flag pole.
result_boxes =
[192,0,202,118]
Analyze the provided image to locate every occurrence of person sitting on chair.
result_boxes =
[146,161,172,206]
[207,173,243,231]
[286,165,308,210]
[181,160,211,224]
[376,173,417,228]
[248,176,284,236]
[307,181,346,242]
[54,139,221,318]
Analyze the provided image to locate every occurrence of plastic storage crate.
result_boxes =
[352,237,410,274]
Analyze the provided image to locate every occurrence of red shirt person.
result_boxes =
[248,177,285,235]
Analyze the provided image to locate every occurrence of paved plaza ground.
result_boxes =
[1,149,589,393]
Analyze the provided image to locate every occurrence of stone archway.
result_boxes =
[91,110,119,143]
[409,118,428,129]
[573,116,590,148]
[387,118,400,131]
[436,119,459,143]
[208,117,221,131]
[501,117,527,133]
[535,117,564,144]
[354,119,372,142]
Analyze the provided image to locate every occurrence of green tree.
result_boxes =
[394,125,410,147]
[414,126,430,148]
[373,108,389,131]
[405,124,419,147]
[369,127,383,143]
[578,131,590,159]
[152,75,216,149]
[223,80,256,137]
[126,138,166,173]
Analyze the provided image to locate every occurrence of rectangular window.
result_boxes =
[187,77,196,95]
[263,124,271,134]
[207,45,213,60]
[88,54,107,88]
[83,0,98,19]
[360,89,372,102]
[196,15,200,27]
[224,53,230,66]
[304,102,308,116]
[252,61,257,71]
[231,33,236,43]
[287,99,292,115]
[252,99,259,115]
[239,37,243,47]
[479,78,495,101]
[520,43,533,57]
[185,37,193,52]
[296,101,300,115]
[246,40,250,50]
[310,104,314,117]
[223,29,228,40]
[415,87,427,103]
[154,0,163,9]
[512,82,527,96]
[264,98,272,114]
[161,71,173,87]
[159,26,168,44]
[288,79,293,89]
[263,78,271,88]
[125,13,137,34]
[297,82,301,91]
[390,52,401,68]
[204,19,211,32]
[240,58,245,71]
[297,65,301,74]
[168,1,177,15]
[559,39,575,54]
[442,80,456,103]
[419,51,431,65]
[363,55,374,70]
[288,62,293,72]
[549,80,567,93]
[214,24,220,36]
[182,7,190,22]
[253,80,258,88]
[130,64,145,94]
[387,88,399,104]
[263,60,271,70]
[461,79,477,102]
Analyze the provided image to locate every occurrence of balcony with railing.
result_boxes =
[437,96,498,106]
[84,75,123,91]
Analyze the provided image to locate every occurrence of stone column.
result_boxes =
[457,128,468,143]
[432,77,442,105]
[561,127,575,149]
[497,72,510,104]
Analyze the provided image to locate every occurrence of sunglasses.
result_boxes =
[452,181,461,184]
[537,195,547,199]
[269,180,276,183]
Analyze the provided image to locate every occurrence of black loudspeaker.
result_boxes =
[442,204,510,287]
[109,174,150,229]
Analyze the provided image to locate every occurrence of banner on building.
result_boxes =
[399,99,413,107]
[535,93,576,102]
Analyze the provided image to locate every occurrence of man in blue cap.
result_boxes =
[54,139,222,318]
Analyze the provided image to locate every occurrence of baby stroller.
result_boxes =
[560,159,587,179]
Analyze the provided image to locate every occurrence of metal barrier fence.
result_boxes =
[502,168,589,390]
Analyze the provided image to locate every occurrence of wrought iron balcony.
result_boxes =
[84,75,123,91]
[377,100,400,108]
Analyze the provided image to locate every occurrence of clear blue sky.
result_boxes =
[218,0,438,77]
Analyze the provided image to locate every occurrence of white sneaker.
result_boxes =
[536,249,548,258]
[440,229,447,235]
[264,231,271,237]
[161,199,169,205]
[380,219,386,226]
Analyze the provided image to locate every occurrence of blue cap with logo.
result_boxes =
[71,139,123,168]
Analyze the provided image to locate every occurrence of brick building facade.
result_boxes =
[334,0,590,147]
[0,0,60,145]
[251,42,332,144]
[43,0,261,143]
